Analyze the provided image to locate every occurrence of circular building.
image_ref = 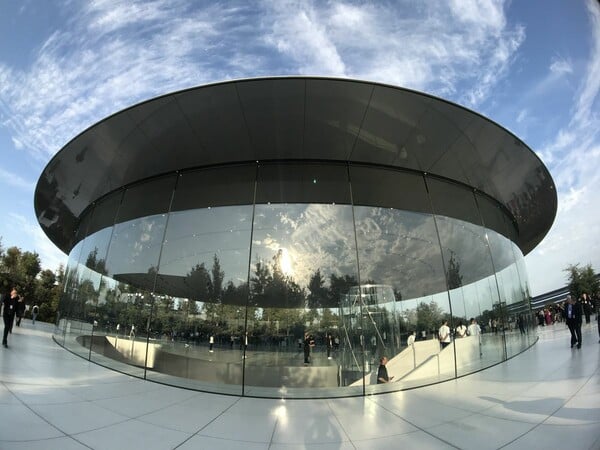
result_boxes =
[35,77,556,398]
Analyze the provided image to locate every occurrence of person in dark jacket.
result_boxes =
[2,288,19,348]
[15,296,26,327]
[563,295,583,349]
[377,356,394,383]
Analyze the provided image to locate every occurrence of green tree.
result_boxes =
[446,251,463,290]
[415,301,445,334]
[34,267,62,322]
[328,273,358,308]
[564,263,598,299]
[0,246,41,303]
[308,269,329,308]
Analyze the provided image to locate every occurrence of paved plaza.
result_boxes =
[0,321,598,449]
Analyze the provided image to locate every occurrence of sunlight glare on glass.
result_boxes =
[279,247,293,276]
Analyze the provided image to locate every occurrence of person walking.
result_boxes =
[2,289,19,348]
[15,296,26,327]
[31,304,39,324]
[326,333,333,360]
[303,332,314,365]
[563,295,583,349]
[438,320,451,349]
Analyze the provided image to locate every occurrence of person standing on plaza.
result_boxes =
[455,321,467,338]
[581,293,592,324]
[303,332,314,365]
[407,330,416,346]
[377,356,394,384]
[563,295,583,348]
[468,318,482,357]
[438,320,451,349]
[209,335,214,352]
[326,333,333,360]
[31,304,39,325]
[2,288,19,348]
[15,296,26,327]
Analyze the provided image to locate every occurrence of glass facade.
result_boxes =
[55,162,536,398]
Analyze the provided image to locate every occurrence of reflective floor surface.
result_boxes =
[1,321,598,449]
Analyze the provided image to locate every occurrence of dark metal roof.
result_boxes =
[35,77,556,255]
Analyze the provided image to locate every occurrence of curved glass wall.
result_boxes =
[56,162,537,398]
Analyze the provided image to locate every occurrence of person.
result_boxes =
[377,356,393,383]
[582,293,592,324]
[2,289,19,348]
[467,318,482,357]
[326,333,333,360]
[595,295,600,343]
[209,335,214,352]
[438,320,451,349]
[455,321,467,338]
[406,330,416,346]
[129,324,136,339]
[562,295,582,349]
[303,332,315,365]
[31,304,39,325]
[517,314,526,335]
[15,296,26,327]
[242,332,249,358]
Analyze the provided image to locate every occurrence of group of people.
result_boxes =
[2,288,29,348]
[437,318,482,349]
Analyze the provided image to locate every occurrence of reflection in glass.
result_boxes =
[52,165,537,398]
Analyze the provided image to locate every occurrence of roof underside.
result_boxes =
[35,77,556,255]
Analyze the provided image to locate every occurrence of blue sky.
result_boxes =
[0,0,598,296]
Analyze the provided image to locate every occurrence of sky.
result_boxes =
[0,0,598,297]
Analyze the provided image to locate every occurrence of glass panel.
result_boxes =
[427,177,504,377]
[99,178,173,378]
[56,240,84,347]
[353,203,449,394]
[146,205,253,395]
[248,202,360,397]
[504,242,535,356]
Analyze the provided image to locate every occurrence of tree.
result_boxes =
[0,246,41,302]
[307,269,328,308]
[564,263,598,299]
[34,267,62,322]
[328,273,358,308]
[446,251,463,290]
[415,301,445,334]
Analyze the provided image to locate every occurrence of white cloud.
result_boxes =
[0,0,524,163]
[525,0,600,294]
[0,167,36,191]
[549,57,573,76]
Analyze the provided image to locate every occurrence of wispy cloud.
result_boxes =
[0,167,36,191]
[549,57,573,76]
[0,0,523,162]
[525,0,600,294]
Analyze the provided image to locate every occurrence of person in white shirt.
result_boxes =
[438,320,451,349]
[407,331,416,346]
[455,321,467,338]
[467,318,480,336]
[467,318,483,357]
